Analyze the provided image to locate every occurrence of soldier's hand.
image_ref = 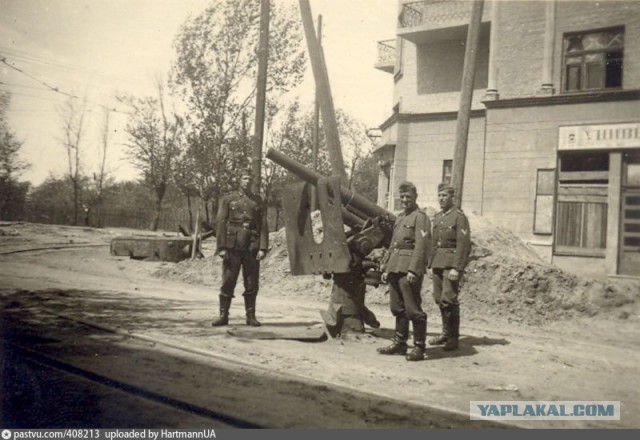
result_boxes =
[426,268,433,279]
[447,268,460,281]
[381,272,388,283]
[407,271,417,284]
[256,250,266,261]
[218,249,228,260]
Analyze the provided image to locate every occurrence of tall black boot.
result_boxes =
[377,316,409,355]
[428,306,449,345]
[244,295,261,327]
[443,305,459,351]
[212,295,232,327]
[406,319,427,361]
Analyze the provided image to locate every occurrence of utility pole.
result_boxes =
[311,14,322,211]
[452,0,484,207]
[252,0,269,195]
[299,0,347,184]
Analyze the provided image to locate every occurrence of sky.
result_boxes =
[0,0,397,185]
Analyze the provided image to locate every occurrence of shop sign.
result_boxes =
[559,122,640,150]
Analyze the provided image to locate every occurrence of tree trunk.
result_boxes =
[152,193,164,231]
[73,182,79,225]
[186,195,193,233]
[204,199,211,224]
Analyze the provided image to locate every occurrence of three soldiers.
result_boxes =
[212,171,268,327]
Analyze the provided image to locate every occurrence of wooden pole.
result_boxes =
[191,208,200,260]
[299,0,347,184]
[252,0,270,195]
[311,14,322,211]
[452,0,484,207]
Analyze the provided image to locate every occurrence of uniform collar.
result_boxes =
[402,204,419,216]
[440,206,455,216]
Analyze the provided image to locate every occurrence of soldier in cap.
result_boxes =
[427,183,471,351]
[377,181,430,361]
[212,169,268,327]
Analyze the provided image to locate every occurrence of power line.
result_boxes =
[1,56,131,116]
[0,45,153,88]
[0,80,59,92]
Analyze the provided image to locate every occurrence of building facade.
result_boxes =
[374,0,640,277]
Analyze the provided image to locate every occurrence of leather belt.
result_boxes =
[229,220,257,230]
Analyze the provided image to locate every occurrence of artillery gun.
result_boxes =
[266,148,397,336]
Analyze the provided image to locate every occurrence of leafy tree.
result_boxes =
[263,101,380,227]
[335,110,376,192]
[171,0,306,219]
[350,151,379,203]
[0,91,30,220]
[263,100,331,228]
[120,80,184,231]
[26,176,75,224]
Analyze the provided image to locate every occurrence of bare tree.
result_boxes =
[120,79,184,231]
[58,95,87,225]
[84,106,113,227]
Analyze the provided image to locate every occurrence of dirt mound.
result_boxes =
[155,213,638,326]
[458,213,637,325]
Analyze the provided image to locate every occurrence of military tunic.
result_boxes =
[428,207,471,306]
[216,189,269,299]
[382,206,430,323]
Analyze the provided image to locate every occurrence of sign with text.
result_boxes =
[559,122,640,150]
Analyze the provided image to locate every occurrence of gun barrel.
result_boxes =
[266,148,395,222]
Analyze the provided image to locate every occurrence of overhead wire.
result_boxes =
[1,56,132,115]
[0,45,143,85]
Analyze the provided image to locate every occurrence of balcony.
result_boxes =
[398,0,490,44]
[374,39,396,73]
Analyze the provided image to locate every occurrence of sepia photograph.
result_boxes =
[1,0,639,433]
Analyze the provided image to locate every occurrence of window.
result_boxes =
[555,152,608,256]
[442,160,452,185]
[563,27,623,92]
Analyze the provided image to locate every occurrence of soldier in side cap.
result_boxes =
[377,181,431,361]
[427,183,471,351]
[212,169,268,327]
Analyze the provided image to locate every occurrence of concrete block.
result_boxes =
[110,236,194,262]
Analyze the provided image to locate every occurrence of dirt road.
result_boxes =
[1,222,638,428]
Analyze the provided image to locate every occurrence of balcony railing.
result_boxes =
[399,0,473,28]
[376,39,396,71]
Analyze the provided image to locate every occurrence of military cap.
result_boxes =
[438,182,455,194]
[398,181,417,195]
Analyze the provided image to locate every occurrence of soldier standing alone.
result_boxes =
[428,183,471,351]
[377,181,430,361]
[212,171,268,327]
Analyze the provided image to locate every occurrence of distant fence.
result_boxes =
[22,207,195,233]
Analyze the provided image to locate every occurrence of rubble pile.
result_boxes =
[155,213,638,326]
[459,213,637,325]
